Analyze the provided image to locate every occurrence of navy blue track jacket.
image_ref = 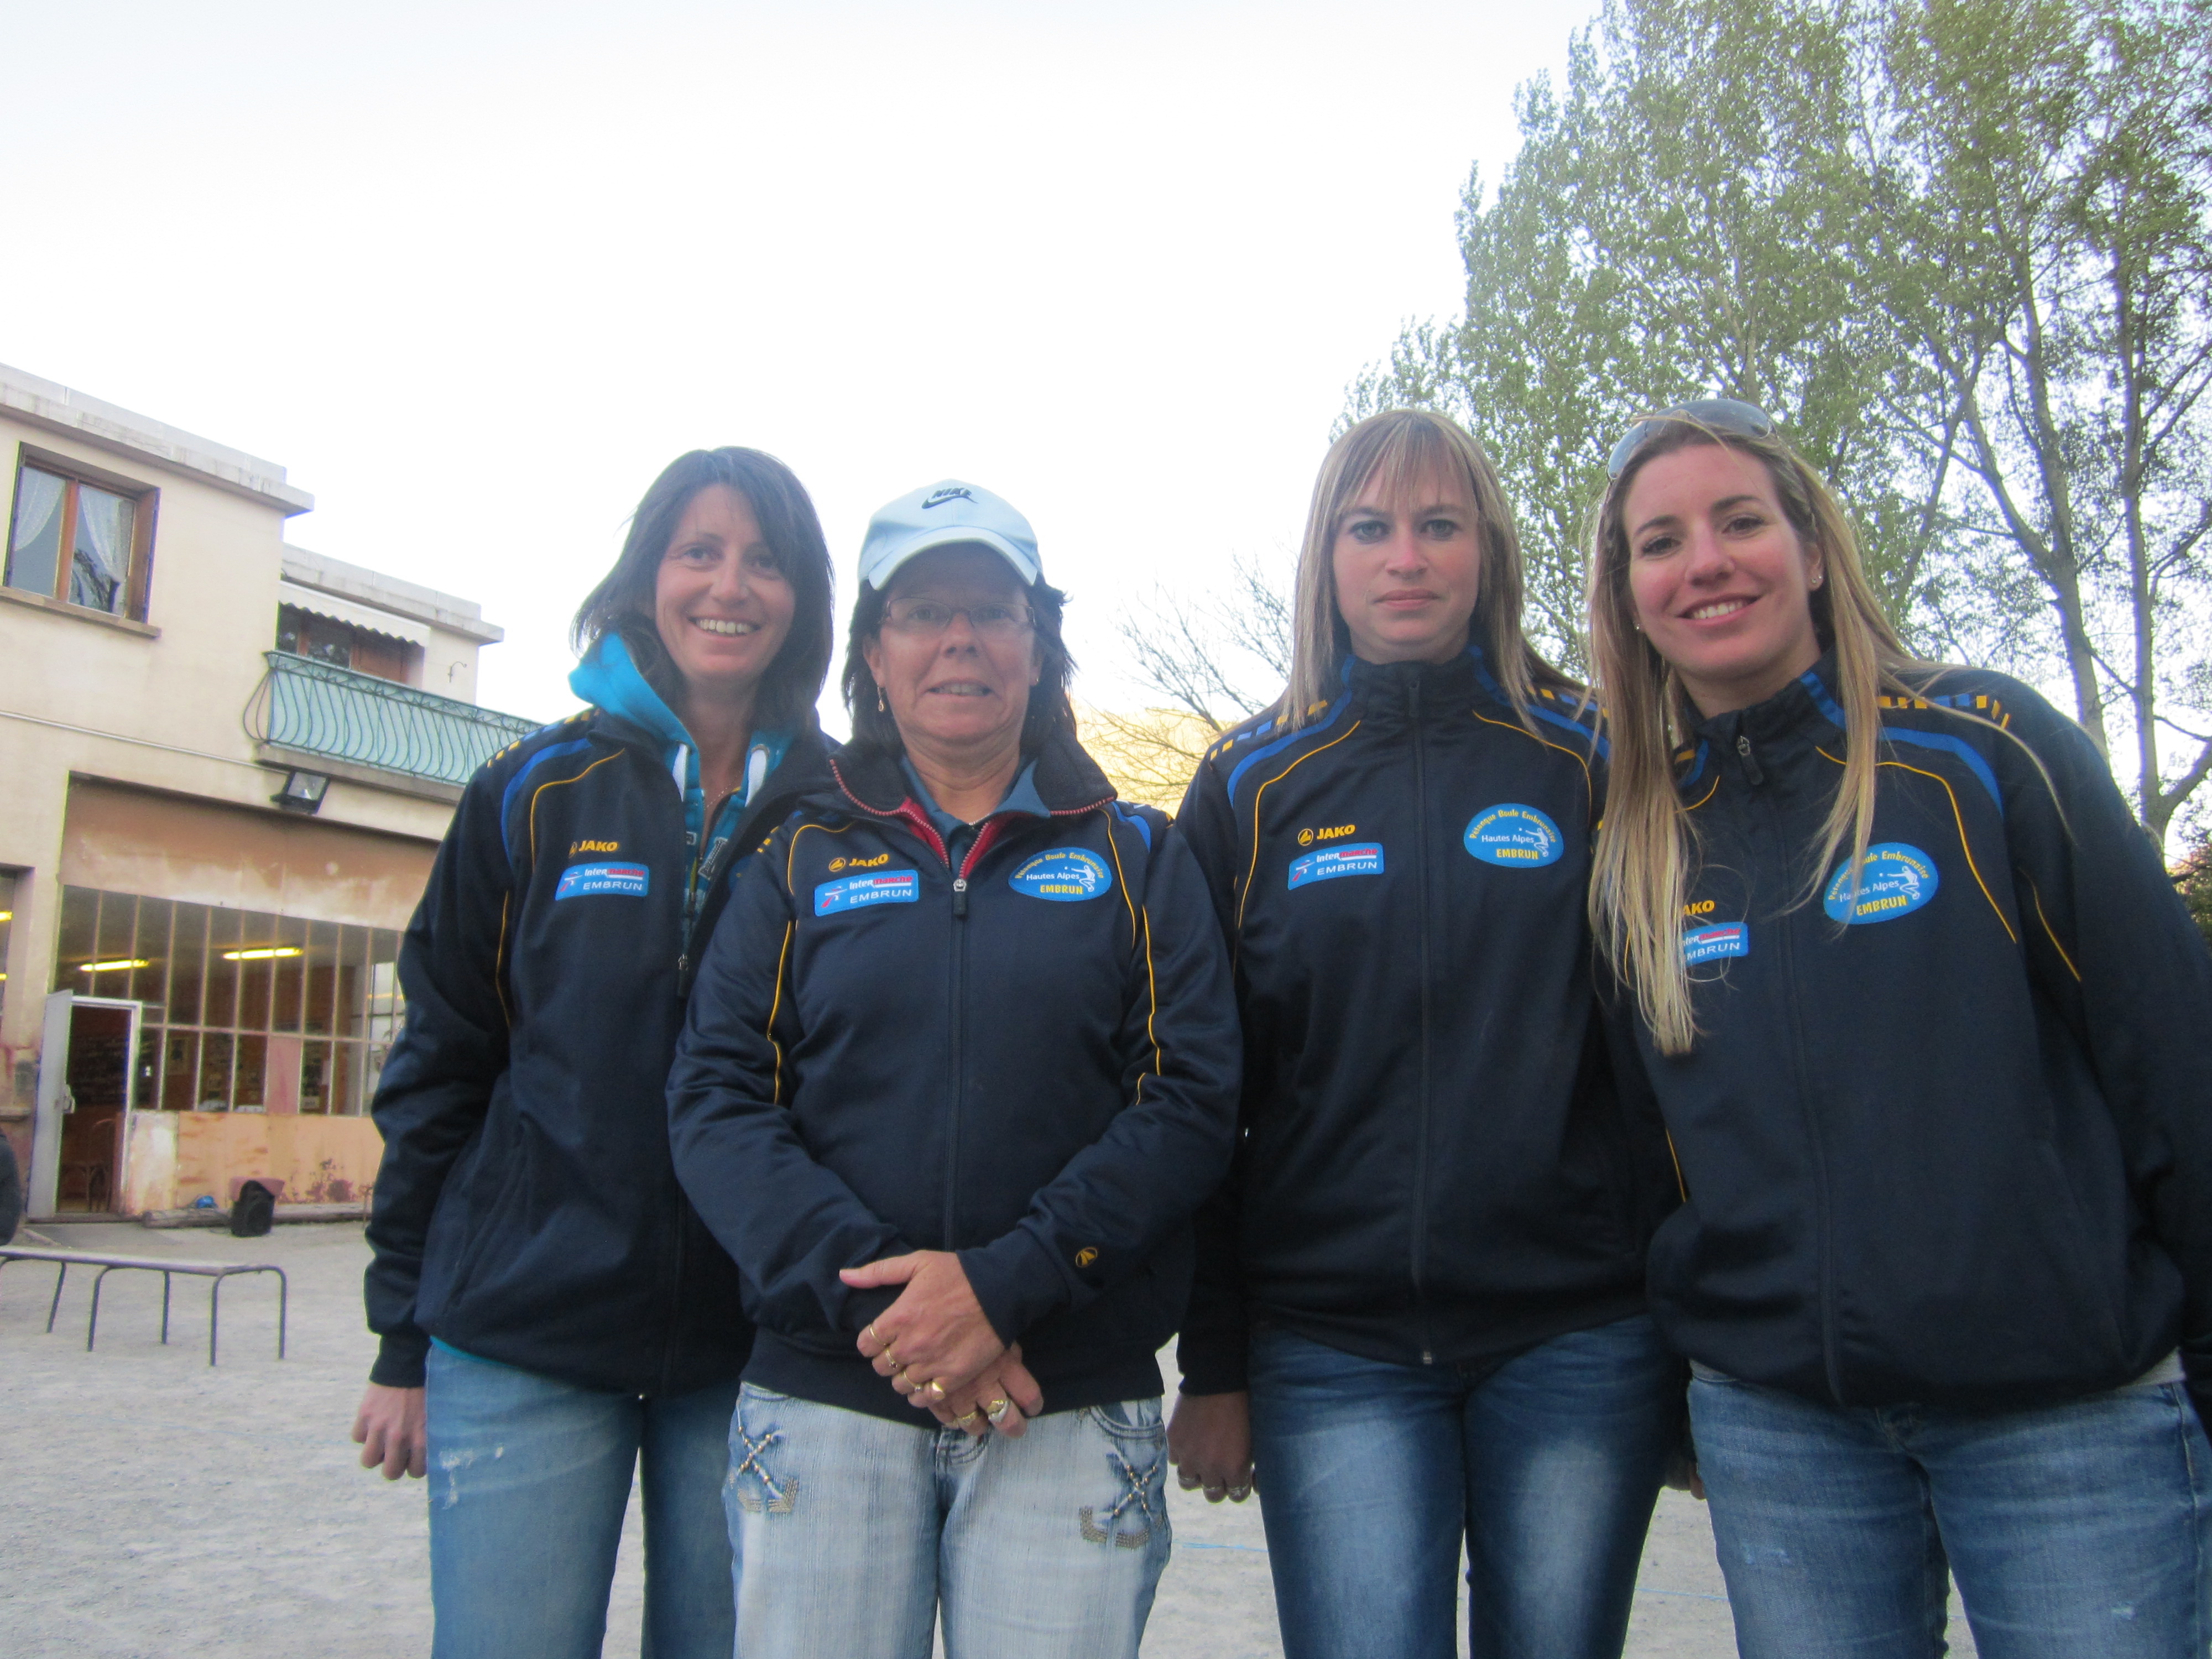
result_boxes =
[1635,658,2212,1413]
[363,675,836,1393]
[1174,649,1678,1394]
[667,731,1241,1423]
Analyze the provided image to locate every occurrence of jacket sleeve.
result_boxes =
[362,765,515,1388]
[956,812,1243,1348]
[1995,685,2212,1417]
[667,832,911,1344]
[1168,759,1258,1394]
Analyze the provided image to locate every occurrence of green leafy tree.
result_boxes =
[1352,0,2212,842]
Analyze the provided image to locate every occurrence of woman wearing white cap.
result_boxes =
[668,481,1243,1659]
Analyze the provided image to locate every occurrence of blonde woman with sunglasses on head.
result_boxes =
[1588,399,2212,1658]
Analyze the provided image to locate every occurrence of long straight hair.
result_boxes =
[1587,420,1916,1055]
[1279,409,1575,727]
[571,447,836,730]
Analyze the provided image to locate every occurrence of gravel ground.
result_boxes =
[0,1221,1970,1658]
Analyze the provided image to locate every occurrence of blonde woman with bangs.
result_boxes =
[1588,400,2212,1659]
[1167,409,1686,1659]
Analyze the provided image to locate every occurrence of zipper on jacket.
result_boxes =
[1407,675,1437,1364]
[1735,733,1765,787]
[675,791,747,992]
[1760,784,1847,1405]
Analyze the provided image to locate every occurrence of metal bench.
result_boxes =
[0,1246,288,1365]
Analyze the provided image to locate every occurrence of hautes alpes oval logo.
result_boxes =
[1823,843,1940,924]
[1463,804,1563,868]
[1009,848,1113,902]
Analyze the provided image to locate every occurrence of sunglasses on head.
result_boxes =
[1606,398,1776,479]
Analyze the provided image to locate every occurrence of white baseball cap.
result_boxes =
[857,480,1042,591]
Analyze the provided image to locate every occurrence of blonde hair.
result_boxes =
[1280,409,1575,727]
[1587,418,1916,1055]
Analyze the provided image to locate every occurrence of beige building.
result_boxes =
[0,364,539,1219]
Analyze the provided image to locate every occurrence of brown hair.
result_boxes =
[571,447,835,729]
[1280,409,1574,726]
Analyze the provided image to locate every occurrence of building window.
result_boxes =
[276,603,421,686]
[5,456,157,620]
[53,886,403,1115]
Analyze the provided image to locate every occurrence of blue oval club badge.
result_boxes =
[1823,843,1939,924]
[1463,804,1564,868]
[1009,847,1114,902]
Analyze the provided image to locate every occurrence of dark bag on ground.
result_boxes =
[231,1180,276,1238]
[0,1134,20,1245]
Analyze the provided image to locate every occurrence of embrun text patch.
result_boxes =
[1683,922,1750,963]
[555,862,651,900]
[1288,842,1385,889]
[815,870,921,916]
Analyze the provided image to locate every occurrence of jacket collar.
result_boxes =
[827,724,1116,822]
[1677,651,1845,793]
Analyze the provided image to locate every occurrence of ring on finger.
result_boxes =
[985,1397,1013,1426]
[951,1408,981,1426]
[924,1378,947,1400]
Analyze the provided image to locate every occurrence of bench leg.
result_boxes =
[45,1262,67,1333]
[88,1266,118,1352]
[273,1267,288,1361]
[209,1274,222,1366]
[161,1273,172,1345]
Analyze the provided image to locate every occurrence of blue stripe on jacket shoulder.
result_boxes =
[498,733,599,864]
[1879,724,2006,817]
[1111,801,1153,851]
[1472,655,1609,759]
[1225,694,1350,807]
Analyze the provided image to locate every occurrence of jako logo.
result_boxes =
[1074,1246,1099,1267]
[922,486,974,510]
[828,853,890,873]
[570,839,619,855]
[1296,824,1356,847]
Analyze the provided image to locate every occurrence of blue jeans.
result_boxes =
[725,1384,1171,1659]
[424,1344,738,1659]
[1247,1315,1682,1659]
[1689,1364,2212,1658]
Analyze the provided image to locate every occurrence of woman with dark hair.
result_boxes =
[1587,400,2212,1658]
[1167,409,1684,1659]
[667,479,1241,1659]
[351,447,841,1658]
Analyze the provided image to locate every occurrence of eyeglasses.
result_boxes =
[1606,398,1776,478]
[881,599,1035,639]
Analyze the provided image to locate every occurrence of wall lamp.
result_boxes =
[272,768,331,815]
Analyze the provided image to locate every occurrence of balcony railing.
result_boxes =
[245,651,541,788]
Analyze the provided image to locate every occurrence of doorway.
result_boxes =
[32,995,142,1217]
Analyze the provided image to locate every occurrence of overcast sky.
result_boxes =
[4,0,1598,731]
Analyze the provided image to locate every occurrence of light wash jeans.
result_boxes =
[1246,1315,1683,1659]
[725,1383,1171,1659]
[1689,1361,2212,1658]
[424,1343,738,1659]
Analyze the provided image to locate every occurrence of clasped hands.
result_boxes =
[844,1250,1043,1438]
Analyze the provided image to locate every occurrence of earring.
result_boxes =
[876,687,886,712]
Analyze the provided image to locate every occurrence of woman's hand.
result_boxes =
[926,1343,1047,1439]
[352,1384,427,1480]
[1168,1389,1254,1502]
[846,1250,1005,1408]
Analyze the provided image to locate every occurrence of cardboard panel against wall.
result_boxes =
[60,780,435,931]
